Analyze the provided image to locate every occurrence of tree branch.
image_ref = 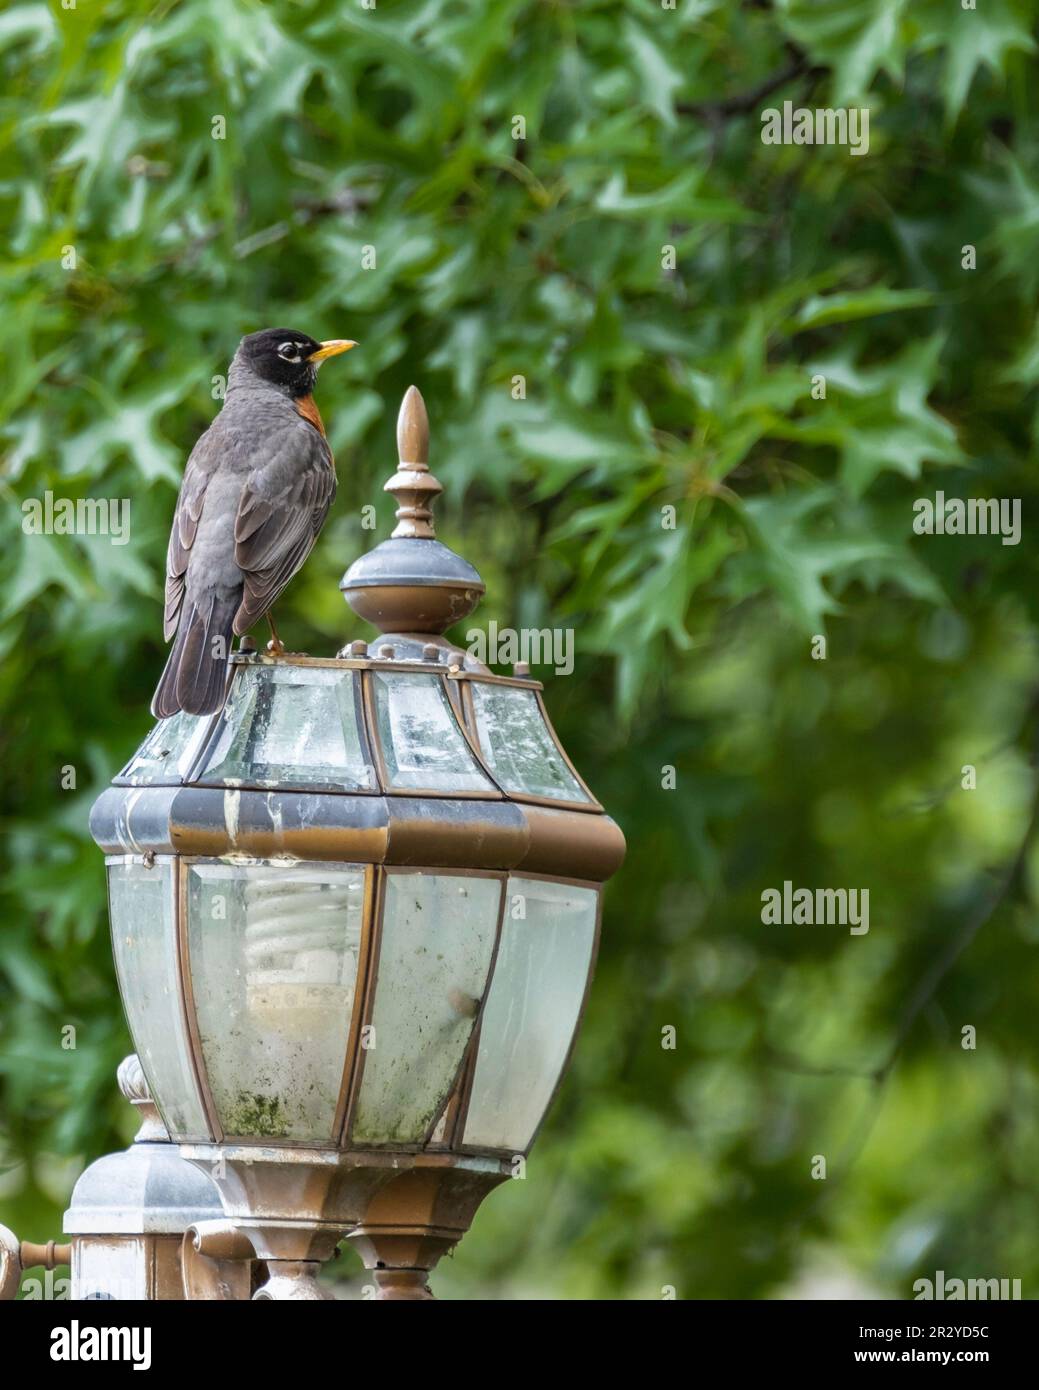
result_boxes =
[676,46,817,121]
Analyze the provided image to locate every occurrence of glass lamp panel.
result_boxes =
[107,859,209,1140]
[187,861,367,1141]
[462,877,598,1153]
[201,665,374,790]
[470,683,591,803]
[351,872,502,1144]
[119,710,213,785]
[371,671,495,793]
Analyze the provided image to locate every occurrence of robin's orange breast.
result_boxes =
[295,393,326,439]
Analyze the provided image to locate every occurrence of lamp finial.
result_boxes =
[386,386,441,539]
[340,384,484,634]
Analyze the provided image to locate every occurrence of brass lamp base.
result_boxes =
[179,1145,511,1300]
[254,1260,334,1301]
[368,1270,433,1300]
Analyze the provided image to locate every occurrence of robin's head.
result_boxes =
[233,328,357,397]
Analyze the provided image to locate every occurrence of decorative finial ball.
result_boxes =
[117,1054,151,1104]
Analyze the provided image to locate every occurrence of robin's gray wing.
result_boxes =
[163,426,223,641]
[232,427,336,635]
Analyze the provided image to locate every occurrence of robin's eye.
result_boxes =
[277,342,302,362]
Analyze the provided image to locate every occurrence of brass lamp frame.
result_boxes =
[88,386,625,1299]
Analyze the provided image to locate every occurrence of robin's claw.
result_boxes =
[265,639,307,658]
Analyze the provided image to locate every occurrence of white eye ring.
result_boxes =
[277,342,302,362]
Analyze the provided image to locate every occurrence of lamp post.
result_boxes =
[86,385,625,1299]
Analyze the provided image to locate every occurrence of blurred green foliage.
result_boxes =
[2,0,1039,1300]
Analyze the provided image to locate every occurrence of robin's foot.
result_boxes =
[265,638,308,658]
[264,612,306,657]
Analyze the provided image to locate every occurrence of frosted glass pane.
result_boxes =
[119,710,212,784]
[471,684,591,802]
[462,878,597,1152]
[352,872,501,1144]
[372,672,494,793]
[108,860,209,1140]
[187,862,366,1140]
[202,665,374,790]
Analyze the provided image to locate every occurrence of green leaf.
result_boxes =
[792,287,935,331]
[730,486,929,631]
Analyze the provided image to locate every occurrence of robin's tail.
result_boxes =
[151,593,237,720]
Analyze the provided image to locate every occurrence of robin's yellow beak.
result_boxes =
[307,339,358,362]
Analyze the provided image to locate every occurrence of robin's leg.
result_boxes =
[265,611,285,656]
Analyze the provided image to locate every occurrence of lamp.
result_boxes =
[88,385,625,1299]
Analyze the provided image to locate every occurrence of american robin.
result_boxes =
[151,328,356,719]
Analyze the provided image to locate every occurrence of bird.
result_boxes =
[150,328,356,719]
